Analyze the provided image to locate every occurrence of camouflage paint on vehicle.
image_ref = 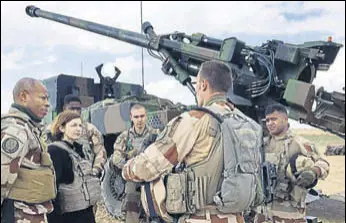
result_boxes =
[26,5,345,138]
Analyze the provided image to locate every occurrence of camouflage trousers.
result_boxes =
[14,208,47,223]
[95,200,148,223]
[185,214,244,223]
[254,214,306,223]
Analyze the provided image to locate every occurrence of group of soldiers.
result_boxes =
[1,60,329,223]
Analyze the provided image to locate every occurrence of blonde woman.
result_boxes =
[47,110,101,223]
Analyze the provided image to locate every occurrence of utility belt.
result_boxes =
[7,165,56,204]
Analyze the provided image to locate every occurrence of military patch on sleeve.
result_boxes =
[2,138,19,154]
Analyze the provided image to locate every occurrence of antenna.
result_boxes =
[140,1,144,92]
[81,61,83,77]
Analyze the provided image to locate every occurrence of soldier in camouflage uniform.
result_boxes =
[1,77,56,223]
[255,104,330,223]
[112,104,159,223]
[122,60,245,223]
[46,94,107,177]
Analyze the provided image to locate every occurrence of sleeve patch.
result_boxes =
[188,110,206,119]
[2,138,19,154]
[304,143,313,153]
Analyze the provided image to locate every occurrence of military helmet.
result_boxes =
[285,153,315,182]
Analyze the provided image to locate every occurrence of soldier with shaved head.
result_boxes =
[111,103,159,223]
[1,77,56,223]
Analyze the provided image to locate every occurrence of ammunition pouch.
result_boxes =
[274,181,292,200]
[8,166,56,203]
[274,179,307,209]
[165,168,196,215]
[41,151,53,167]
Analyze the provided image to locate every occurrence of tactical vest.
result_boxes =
[122,128,153,222]
[265,137,308,210]
[187,116,223,210]
[165,105,263,217]
[128,135,146,154]
[126,127,151,155]
[165,110,224,216]
[50,141,101,213]
[1,114,57,204]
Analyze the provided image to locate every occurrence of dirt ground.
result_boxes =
[292,129,345,196]
[95,128,345,222]
[315,156,345,195]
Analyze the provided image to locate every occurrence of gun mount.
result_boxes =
[26,5,345,137]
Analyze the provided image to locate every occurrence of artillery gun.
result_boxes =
[26,5,345,221]
[26,5,344,138]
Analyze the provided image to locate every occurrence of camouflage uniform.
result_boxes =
[122,95,244,223]
[46,121,107,176]
[1,106,55,223]
[113,125,160,223]
[256,130,330,222]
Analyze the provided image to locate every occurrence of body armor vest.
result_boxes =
[2,114,56,204]
[185,117,223,211]
[51,141,101,213]
[265,137,308,209]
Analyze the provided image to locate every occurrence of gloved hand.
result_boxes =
[296,168,317,188]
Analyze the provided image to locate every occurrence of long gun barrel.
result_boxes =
[26,5,345,137]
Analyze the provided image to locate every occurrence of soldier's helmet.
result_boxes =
[285,153,315,182]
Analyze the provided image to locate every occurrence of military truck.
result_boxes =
[41,63,185,157]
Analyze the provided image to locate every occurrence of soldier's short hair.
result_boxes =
[51,110,81,140]
[12,77,41,102]
[265,104,288,116]
[198,60,232,93]
[64,94,82,106]
[130,103,146,114]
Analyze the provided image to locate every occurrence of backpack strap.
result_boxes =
[188,106,223,123]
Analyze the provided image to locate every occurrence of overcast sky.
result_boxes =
[1,1,345,128]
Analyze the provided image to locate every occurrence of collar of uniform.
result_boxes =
[271,129,293,141]
[10,103,42,124]
[204,94,227,107]
[129,124,150,137]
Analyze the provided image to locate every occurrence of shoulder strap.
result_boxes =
[188,106,223,123]
[125,128,131,152]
